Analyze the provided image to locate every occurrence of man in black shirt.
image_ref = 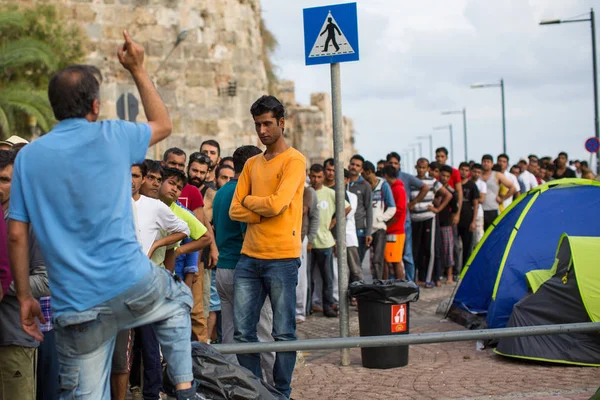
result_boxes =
[553,152,577,179]
[436,165,459,284]
[457,162,480,270]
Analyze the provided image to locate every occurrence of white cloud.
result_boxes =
[261,0,599,168]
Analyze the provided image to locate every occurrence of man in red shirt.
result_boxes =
[381,165,407,280]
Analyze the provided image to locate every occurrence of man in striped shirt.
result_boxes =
[410,159,452,287]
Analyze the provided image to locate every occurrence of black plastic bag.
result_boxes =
[349,279,419,304]
[163,342,286,400]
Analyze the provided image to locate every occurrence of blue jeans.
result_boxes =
[130,325,163,400]
[53,266,193,400]
[403,217,416,281]
[233,255,299,398]
[356,229,368,263]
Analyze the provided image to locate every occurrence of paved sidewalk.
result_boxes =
[291,284,599,400]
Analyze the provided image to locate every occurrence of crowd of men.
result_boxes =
[0,32,597,400]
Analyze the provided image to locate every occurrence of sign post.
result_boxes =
[303,2,359,367]
[585,137,599,171]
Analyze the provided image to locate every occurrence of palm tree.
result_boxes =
[0,11,58,138]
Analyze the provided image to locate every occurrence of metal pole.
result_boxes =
[500,78,507,154]
[213,322,600,354]
[590,8,600,174]
[429,135,433,161]
[417,142,423,160]
[463,107,468,162]
[449,123,454,166]
[330,62,350,367]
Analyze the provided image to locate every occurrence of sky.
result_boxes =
[260,0,599,169]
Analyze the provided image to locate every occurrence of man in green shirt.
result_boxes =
[309,164,337,318]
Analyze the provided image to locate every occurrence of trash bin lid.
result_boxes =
[348,279,420,304]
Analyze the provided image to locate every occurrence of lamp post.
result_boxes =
[442,108,468,161]
[433,124,454,166]
[412,141,423,160]
[417,134,433,160]
[540,8,599,174]
[471,79,506,154]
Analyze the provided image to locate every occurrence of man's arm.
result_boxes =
[7,220,44,342]
[148,232,188,258]
[307,192,320,251]
[429,185,452,213]
[230,164,262,223]
[8,229,49,298]
[363,184,373,240]
[117,30,172,146]
[243,158,306,217]
[164,249,176,273]
[203,188,216,222]
[410,182,429,209]
[379,182,397,222]
[497,173,516,203]
[470,198,479,232]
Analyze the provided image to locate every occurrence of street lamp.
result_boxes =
[471,79,506,154]
[433,124,454,166]
[441,108,468,161]
[411,142,423,160]
[540,8,599,173]
[417,134,433,160]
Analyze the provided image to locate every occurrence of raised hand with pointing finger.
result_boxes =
[117,30,145,73]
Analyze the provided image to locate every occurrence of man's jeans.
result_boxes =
[356,229,368,263]
[216,268,275,385]
[310,248,335,311]
[403,216,416,281]
[130,325,163,400]
[233,255,299,399]
[370,229,387,280]
[53,266,193,400]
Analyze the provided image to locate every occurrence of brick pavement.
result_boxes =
[291,284,600,400]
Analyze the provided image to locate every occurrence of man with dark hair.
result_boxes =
[376,160,386,175]
[140,160,164,199]
[496,154,520,210]
[219,156,234,169]
[200,139,222,184]
[481,154,515,231]
[308,164,337,318]
[323,158,335,188]
[0,150,49,400]
[553,152,576,179]
[437,165,460,284]
[213,145,275,383]
[128,163,189,400]
[215,164,234,189]
[361,161,396,280]
[457,162,479,273]
[380,165,407,279]
[168,149,218,344]
[411,158,452,287]
[385,152,428,282]
[230,95,305,398]
[347,154,373,263]
[8,32,203,399]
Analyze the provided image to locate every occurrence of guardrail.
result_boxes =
[212,322,600,355]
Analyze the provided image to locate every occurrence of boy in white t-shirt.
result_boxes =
[470,163,487,246]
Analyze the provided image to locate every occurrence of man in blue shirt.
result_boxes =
[386,152,428,281]
[7,32,201,400]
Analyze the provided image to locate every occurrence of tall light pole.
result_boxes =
[540,8,599,173]
[417,134,433,160]
[471,79,506,154]
[412,141,423,160]
[433,124,454,165]
[442,108,468,161]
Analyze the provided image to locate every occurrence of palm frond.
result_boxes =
[0,11,26,31]
[0,85,55,132]
[0,38,58,70]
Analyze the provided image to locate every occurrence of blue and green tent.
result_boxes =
[450,179,600,329]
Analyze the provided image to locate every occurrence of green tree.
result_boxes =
[0,5,86,139]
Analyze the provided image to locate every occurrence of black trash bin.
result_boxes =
[349,279,419,369]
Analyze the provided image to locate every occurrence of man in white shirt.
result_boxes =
[470,163,487,246]
[519,158,539,192]
[497,154,520,210]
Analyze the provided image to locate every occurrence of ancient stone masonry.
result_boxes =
[5,0,356,161]
[279,80,357,166]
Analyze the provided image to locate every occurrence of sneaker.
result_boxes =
[324,308,338,318]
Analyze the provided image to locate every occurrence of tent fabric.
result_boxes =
[525,258,558,294]
[451,179,600,329]
[568,236,600,323]
[495,235,600,366]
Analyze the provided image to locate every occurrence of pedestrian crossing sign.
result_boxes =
[303,3,360,66]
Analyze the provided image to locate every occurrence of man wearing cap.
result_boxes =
[0,136,29,151]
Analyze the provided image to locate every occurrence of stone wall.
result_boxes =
[6,0,357,162]
[280,81,357,166]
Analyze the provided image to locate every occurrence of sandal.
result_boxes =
[424,281,434,288]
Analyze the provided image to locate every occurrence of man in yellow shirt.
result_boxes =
[230,95,306,399]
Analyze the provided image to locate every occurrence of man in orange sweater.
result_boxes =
[229,95,306,398]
